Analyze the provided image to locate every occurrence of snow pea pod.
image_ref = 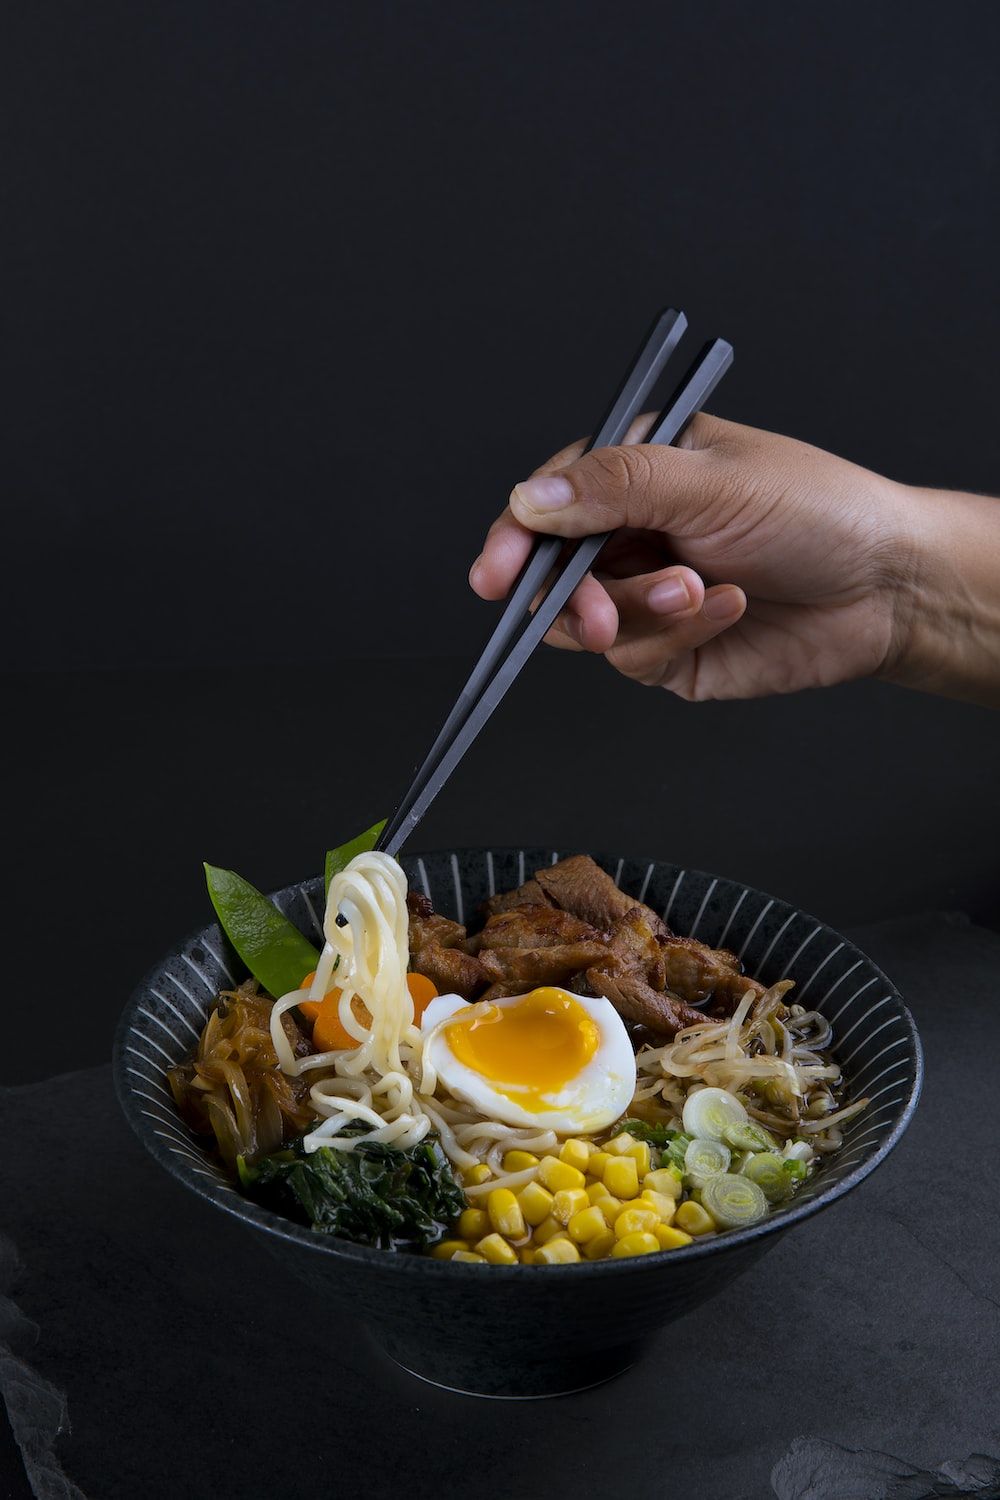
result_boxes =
[324,819,386,895]
[204,863,319,1000]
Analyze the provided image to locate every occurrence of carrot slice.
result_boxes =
[296,970,322,1024]
[312,988,363,1052]
[406,970,438,1024]
[304,971,438,1052]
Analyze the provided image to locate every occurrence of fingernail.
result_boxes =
[563,615,582,644]
[647,577,690,614]
[511,474,574,512]
[703,589,740,620]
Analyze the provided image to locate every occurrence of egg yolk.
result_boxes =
[445,987,600,1109]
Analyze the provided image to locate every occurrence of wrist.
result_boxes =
[881,482,1000,706]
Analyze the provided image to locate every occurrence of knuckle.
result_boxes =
[584,445,659,528]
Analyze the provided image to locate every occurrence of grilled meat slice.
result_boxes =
[479,906,604,951]
[534,855,669,939]
[411,943,485,1000]
[659,936,764,1007]
[479,941,610,986]
[406,891,468,954]
[600,906,668,989]
[481,879,553,917]
[479,981,535,1002]
[586,968,707,1038]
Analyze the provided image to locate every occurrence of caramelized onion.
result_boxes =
[168,980,316,1167]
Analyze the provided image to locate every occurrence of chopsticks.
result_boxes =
[378,311,734,857]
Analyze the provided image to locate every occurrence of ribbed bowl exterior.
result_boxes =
[114,849,922,1396]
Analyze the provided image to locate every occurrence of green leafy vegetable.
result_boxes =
[205,863,319,1000]
[238,1132,465,1249]
[619,1119,678,1148]
[325,820,387,896]
[618,1119,691,1170]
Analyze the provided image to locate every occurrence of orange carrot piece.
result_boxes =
[300,971,438,1052]
[405,971,438,1024]
[296,970,322,1023]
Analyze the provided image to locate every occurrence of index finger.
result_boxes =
[469,508,535,599]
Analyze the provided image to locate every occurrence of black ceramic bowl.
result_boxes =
[114,848,921,1398]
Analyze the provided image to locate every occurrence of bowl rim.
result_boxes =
[114,846,924,1279]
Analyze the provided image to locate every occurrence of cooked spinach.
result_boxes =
[237,1131,465,1250]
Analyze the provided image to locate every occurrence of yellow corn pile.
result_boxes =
[431,1132,716,1265]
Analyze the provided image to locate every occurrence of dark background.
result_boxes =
[3,0,999,1091]
[3,0,1000,672]
[2,8,1000,1495]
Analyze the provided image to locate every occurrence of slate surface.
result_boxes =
[2,913,998,1500]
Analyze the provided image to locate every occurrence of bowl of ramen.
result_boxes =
[114,843,921,1398]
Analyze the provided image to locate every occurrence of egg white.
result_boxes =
[421,989,637,1134]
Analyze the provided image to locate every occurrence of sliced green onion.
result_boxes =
[744,1153,795,1203]
[782,1139,814,1164]
[782,1158,809,1183]
[700,1173,769,1229]
[682,1088,748,1142]
[684,1137,731,1187]
[722,1120,777,1153]
[661,1133,691,1171]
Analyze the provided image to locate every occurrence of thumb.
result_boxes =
[508,439,720,541]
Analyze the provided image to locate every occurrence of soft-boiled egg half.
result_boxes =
[421,986,637,1134]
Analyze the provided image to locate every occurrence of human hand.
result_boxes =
[469,414,921,701]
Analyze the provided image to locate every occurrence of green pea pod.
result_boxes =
[204,863,319,1000]
[324,819,387,896]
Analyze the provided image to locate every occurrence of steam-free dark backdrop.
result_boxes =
[2,6,1000,1495]
[4,0,1000,672]
[3,0,1000,1086]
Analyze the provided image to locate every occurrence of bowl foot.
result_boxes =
[372,1330,645,1400]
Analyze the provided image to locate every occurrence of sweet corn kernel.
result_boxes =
[464,1164,492,1186]
[625,1140,651,1175]
[430,1239,469,1260]
[674,1200,715,1236]
[451,1250,486,1263]
[502,1149,539,1173]
[655,1224,694,1250]
[605,1133,635,1156]
[553,1187,590,1225]
[519,1246,535,1265]
[604,1156,639,1200]
[537,1155,586,1194]
[582,1228,617,1260]
[612,1231,660,1258]
[475,1233,519,1265]
[487,1188,526,1238]
[586,1180,609,1205]
[593,1193,623,1223]
[567,1204,609,1244]
[517,1180,555,1227]
[587,1151,610,1180]
[458,1209,490,1241]
[533,1214,564,1245]
[559,1138,591,1173]
[615,1205,661,1239]
[640,1190,677,1223]
[643,1168,682,1199]
[534,1237,581,1264]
